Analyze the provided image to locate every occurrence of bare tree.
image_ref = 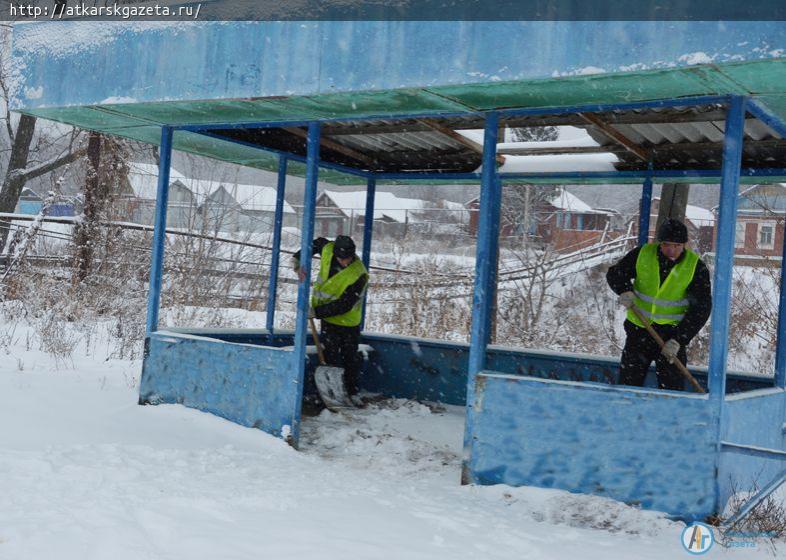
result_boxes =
[0,28,85,252]
[73,133,129,283]
[509,125,558,143]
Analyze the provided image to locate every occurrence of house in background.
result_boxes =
[227,183,297,233]
[119,162,298,235]
[15,187,78,217]
[716,183,786,263]
[537,188,618,252]
[639,196,716,254]
[200,183,297,234]
[467,186,617,252]
[313,190,461,239]
[16,187,43,215]
[119,163,199,228]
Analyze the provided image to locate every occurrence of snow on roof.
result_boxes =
[20,187,41,199]
[223,183,295,213]
[126,162,187,200]
[651,196,715,227]
[497,153,618,173]
[548,187,595,213]
[126,163,294,213]
[685,204,715,227]
[496,136,600,151]
[322,190,428,223]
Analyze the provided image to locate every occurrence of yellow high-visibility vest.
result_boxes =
[311,242,368,327]
[627,242,699,327]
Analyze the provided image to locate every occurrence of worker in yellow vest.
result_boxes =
[606,219,712,390]
[293,235,369,398]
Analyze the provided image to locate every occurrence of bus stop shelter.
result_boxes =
[11,19,786,522]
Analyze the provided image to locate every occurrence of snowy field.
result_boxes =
[0,322,780,559]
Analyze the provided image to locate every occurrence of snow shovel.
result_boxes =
[308,317,355,410]
[628,306,705,393]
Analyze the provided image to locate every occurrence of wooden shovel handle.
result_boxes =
[629,306,706,394]
[308,317,326,365]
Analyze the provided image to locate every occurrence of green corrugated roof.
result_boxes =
[19,59,786,186]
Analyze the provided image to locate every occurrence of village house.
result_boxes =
[717,183,786,262]
[641,196,716,254]
[467,186,618,252]
[15,187,78,217]
[313,190,464,239]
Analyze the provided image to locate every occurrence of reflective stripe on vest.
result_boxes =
[311,242,368,327]
[627,242,699,327]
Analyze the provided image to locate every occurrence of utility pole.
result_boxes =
[656,183,690,233]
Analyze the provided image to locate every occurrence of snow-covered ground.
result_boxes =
[0,321,778,559]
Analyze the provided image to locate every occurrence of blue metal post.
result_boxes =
[775,223,786,388]
[708,97,746,399]
[462,113,500,479]
[467,114,500,377]
[487,176,502,339]
[709,97,747,513]
[291,122,321,445]
[145,126,173,336]
[360,177,376,330]
[266,155,288,333]
[638,168,654,246]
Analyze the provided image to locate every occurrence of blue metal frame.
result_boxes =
[487,175,502,337]
[708,96,747,512]
[757,104,786,388]
[776,232,786,388]
[193,130,371,179]
[747,99,786,140]
[708,96,746,399]
[266,155,288,333]
[291,122,321,445]
[462,113,500,472]
[360,177,376,330]
[637,166,654,246]
[467,113,500,378]
[145,126,174,336]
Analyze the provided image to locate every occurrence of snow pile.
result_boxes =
[0,331,710,560]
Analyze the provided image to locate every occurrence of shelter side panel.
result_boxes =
[360,334,467,405]
[718,390,786,509]
[360,334,771,405]
[139,333,299,439]
[468,374,716,520]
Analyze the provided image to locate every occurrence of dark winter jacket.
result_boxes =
[606,244,712,346]
[292,237,368,321]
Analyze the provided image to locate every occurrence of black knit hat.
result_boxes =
[333,235,356,259]
[657,219,688,243]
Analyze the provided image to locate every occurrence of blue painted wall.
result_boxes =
[12,21,786,110]
[467,373,718,520]
[361,333,770,406]
[17,201,42,215]
[718,388,786,510]
[138,328,783,518]
[139,331,301,442]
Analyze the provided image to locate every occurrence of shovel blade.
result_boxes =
[314,365,354,410]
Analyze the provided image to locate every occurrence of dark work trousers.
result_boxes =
[619,320,688,391]
[320,321,361,396]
